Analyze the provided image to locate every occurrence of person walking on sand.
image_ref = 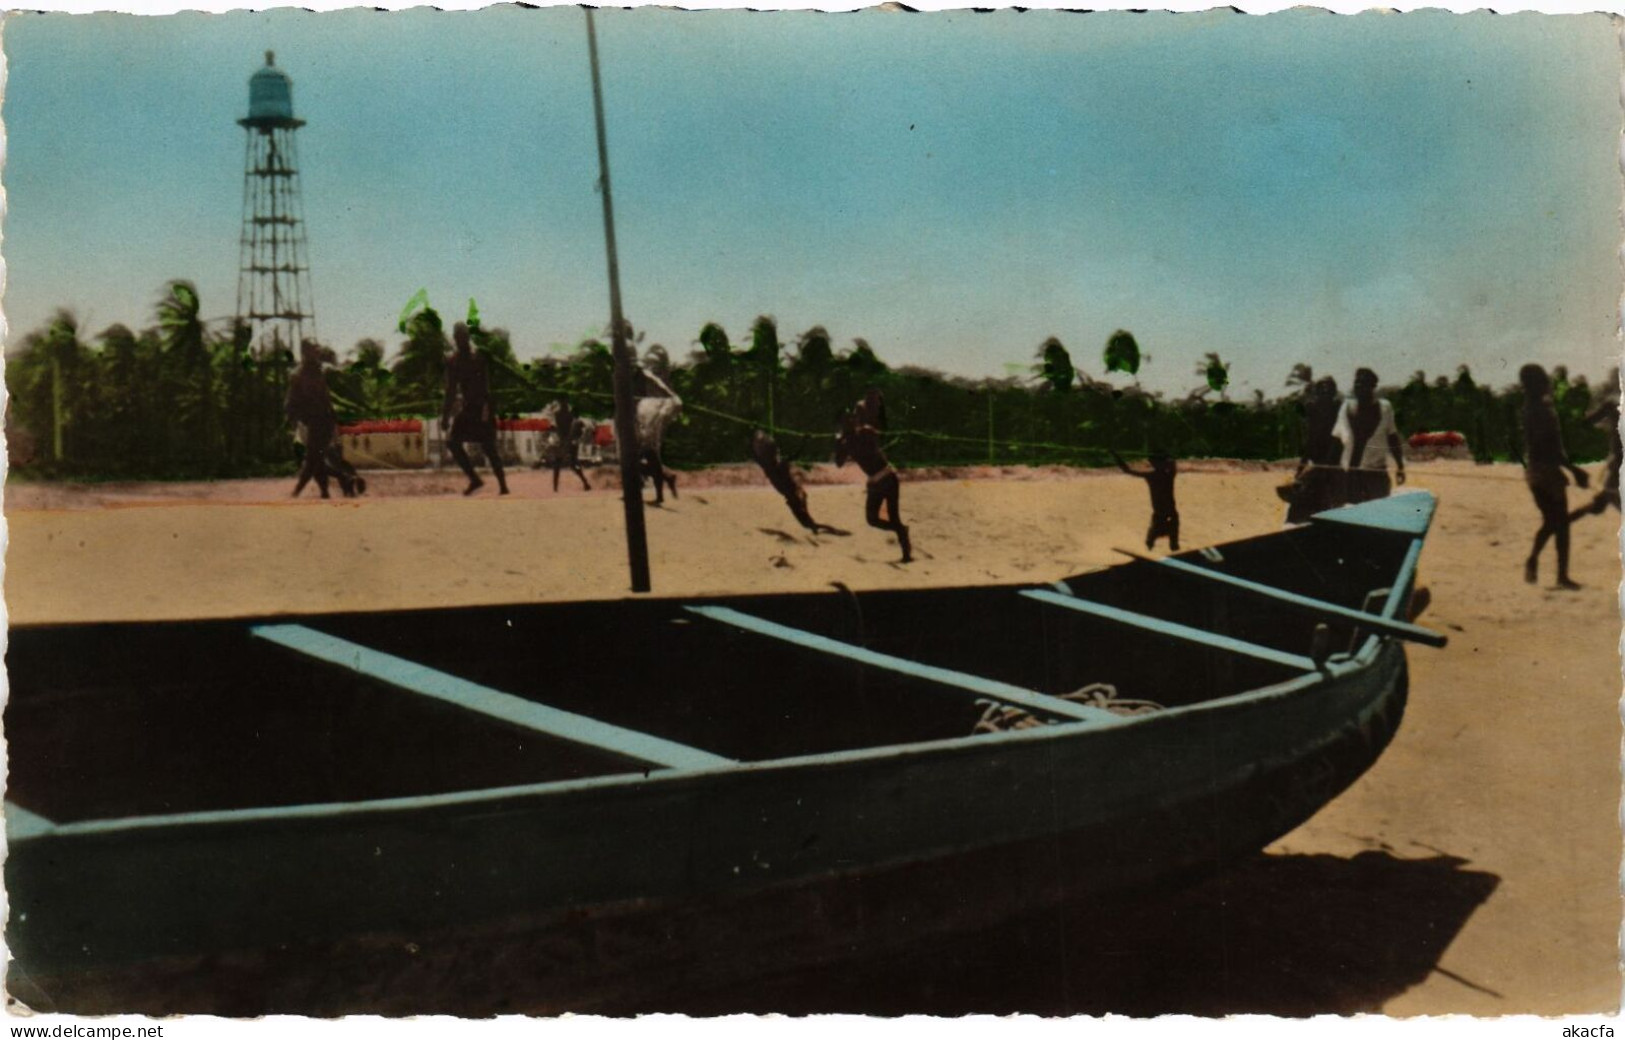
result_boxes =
[1568,395,1619,521]
[751,430,844,536]
[1518,363,1589,589]
[835,408,911,563]
[635,367,682,505]
[442,322,509,496]
[286,339,339,500]
[1112,448,1181,552]
[1332,368,1406,504]
[310,346,364,498]
[545,399,591,493]
[1286,377,1346,522]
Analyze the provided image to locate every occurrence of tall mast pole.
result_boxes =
[586,8,652,593]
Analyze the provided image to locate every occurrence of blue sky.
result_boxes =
[4,8,1619,396]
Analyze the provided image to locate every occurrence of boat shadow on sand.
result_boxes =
[8,849,1499,1018]
[644,849,1501,1018]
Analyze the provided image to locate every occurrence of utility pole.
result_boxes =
[586,9,651,593]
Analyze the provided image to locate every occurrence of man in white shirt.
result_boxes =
[1332,368,1406,504]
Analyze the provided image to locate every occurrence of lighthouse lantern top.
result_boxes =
[239,51,304,130]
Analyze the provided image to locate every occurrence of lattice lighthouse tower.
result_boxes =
[236,51,315,353]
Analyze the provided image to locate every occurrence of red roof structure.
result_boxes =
[1407,431,1465,449]
[339,419,422,435]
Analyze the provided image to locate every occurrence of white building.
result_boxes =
[337,415,567,469]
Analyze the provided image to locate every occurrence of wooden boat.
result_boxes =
[4,491,1443,1014]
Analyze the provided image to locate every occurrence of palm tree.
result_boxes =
[156,280,220,471]
[354,338,386,366]
[1285,362,1314,393]
[392,307,449,413]
[44,310,89,463]
[96,323,149,473]
[1035,336,1075,393]
[696,322,731,365]
[1453,364,1477,395]
[156,281,206,360]
[687,324,733,427]
[1191,352,1231,401]
[1104,329,1142,378]
[470,324,527,412]
[7,311,89,467]
[844,338,887,379]
[743,315,780,369]
[327,338,393,420]
[744,315,782,431]
[97,324,142,417]
[792,325,833,374]
[782,325,835,434]
[564,337,615,403]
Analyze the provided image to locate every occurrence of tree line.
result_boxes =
[6,281,1613,480]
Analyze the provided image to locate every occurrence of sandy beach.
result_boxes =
[5,459,1620,1015]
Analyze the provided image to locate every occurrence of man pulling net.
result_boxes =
[1112,448,1181,552]
[442,321,509,497]
[835,391,912,564]
[543,399,592,493]
[750,430,845,536]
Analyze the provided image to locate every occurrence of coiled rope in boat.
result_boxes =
[972,684,1164,734]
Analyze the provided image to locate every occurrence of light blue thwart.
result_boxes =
[684,604,1118,724]
[1019,588,1318,672]
[1148,556,1445,647]
[251,623,733,771]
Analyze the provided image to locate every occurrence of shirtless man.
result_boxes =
[1287,377,1345,522]
[442,322,509,496]
[286,340,337,499]
[1112,449,1180,551]
[635,367,681,505]
[751,430,843,535]
[1332,368,1405,504]
[546,399,592,493]
[835,408,911,563]
[311,346,364,498]
[1520,364,1589,589]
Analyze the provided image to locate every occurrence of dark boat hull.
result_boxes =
[8,641,1406,1014]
